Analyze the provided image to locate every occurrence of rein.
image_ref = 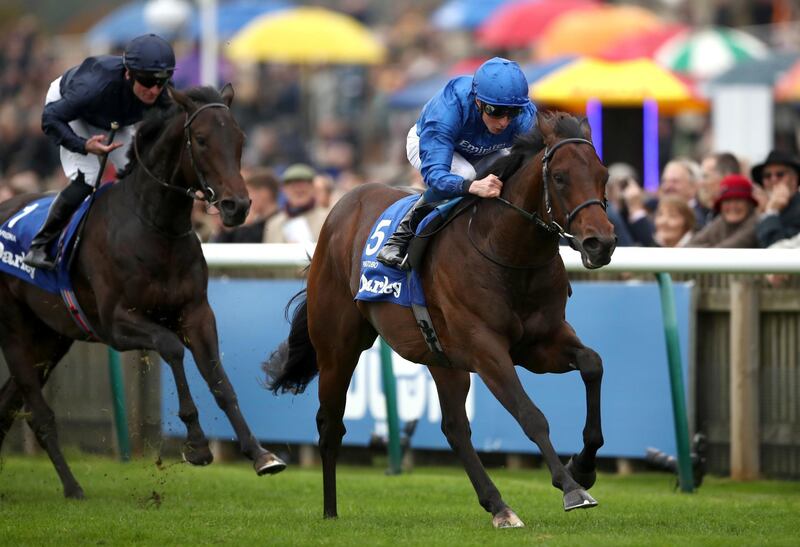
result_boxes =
[469,137,606,270]
[133,102,229,205]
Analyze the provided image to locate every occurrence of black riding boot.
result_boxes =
[377,195,436,270]
[23,175,93,270]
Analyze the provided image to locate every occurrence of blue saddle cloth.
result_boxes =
[0,186,107,294]
[355,194,461,307]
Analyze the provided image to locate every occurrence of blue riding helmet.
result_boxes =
[472,57,530,107]
[123,34,175,78]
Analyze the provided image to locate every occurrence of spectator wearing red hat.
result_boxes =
[751,149,800,247]
[688,174,759,248]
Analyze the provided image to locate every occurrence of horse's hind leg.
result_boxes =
[428,367,524,528]
[311,298,376,518]
[0,378,22,448]
[1,333,78,498]
[0,352,63,452]
[181,302,285,475]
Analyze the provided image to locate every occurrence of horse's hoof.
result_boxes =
[492,508,525,528]
[566,454,597,490]
[65,485,85,500]
[182,443,214,466]
[563,488,598,512]
[255,451,287,476]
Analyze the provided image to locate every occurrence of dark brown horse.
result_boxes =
[0,85,285,499]
[265,111,616,527]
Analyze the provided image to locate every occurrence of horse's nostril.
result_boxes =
[583,237,601,253]
[220,200,236,214]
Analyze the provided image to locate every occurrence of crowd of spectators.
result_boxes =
[1,3,800,254]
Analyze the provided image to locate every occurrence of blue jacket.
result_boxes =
[41,55,170,154]
[415,76,536,198]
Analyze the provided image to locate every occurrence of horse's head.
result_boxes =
[535,111,616,269]
[170,84,250,227]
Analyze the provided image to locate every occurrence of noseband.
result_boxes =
[133,102,230,204]
[495,137,606,242]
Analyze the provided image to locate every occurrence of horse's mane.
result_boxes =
[117,86,225,180]
[477,111,588,182]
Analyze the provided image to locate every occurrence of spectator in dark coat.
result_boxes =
[751,150,800,247]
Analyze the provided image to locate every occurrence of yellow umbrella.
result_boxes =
[530,58,707,114]
[227,6,386,65]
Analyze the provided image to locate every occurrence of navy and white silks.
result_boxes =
[41,55,169,187]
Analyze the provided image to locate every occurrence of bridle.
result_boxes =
[133,102,230,205]
[468,137,607,269]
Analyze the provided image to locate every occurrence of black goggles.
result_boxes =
[134,73,171,89]
[480,101,522,119]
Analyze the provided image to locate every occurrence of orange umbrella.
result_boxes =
[535,5,664,61]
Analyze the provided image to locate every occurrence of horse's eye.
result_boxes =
[195,135,207,147]
[553,173,566,185]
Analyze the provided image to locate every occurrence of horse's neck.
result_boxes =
[122,140,195,237]
[471,171,559,269]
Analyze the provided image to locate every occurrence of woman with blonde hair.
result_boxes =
[654,195,695,247]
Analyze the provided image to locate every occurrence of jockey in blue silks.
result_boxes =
[24,33,175,270]
[377,57,538,269]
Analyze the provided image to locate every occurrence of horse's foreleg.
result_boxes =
[107,309,213,466]
[428,367,523,528]
[181,302,285,475]
[473,341,596,512]
[565,345,604,490]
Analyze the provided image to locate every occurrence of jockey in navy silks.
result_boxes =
[24,33,175,270]
[377,57,538,269]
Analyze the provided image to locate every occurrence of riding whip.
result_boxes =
[92,121,119,188]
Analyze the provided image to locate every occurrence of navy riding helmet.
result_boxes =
[472,57,530,107]
[123,33,175,78]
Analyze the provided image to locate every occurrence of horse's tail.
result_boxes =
[263,289,319,394]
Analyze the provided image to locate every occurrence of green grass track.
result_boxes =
[1,454,798,545]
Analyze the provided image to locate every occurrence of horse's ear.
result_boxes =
[536,110,557,145]
[169,87,197,116]
[579,116,593,141]
[220,83,235,107]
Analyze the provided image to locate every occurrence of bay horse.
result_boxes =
[265,111,616,527]
[0,85,285,499]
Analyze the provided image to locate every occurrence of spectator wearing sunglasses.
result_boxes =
[25,33,175,270]
[378,57,537,269]
[750,150,800,248]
